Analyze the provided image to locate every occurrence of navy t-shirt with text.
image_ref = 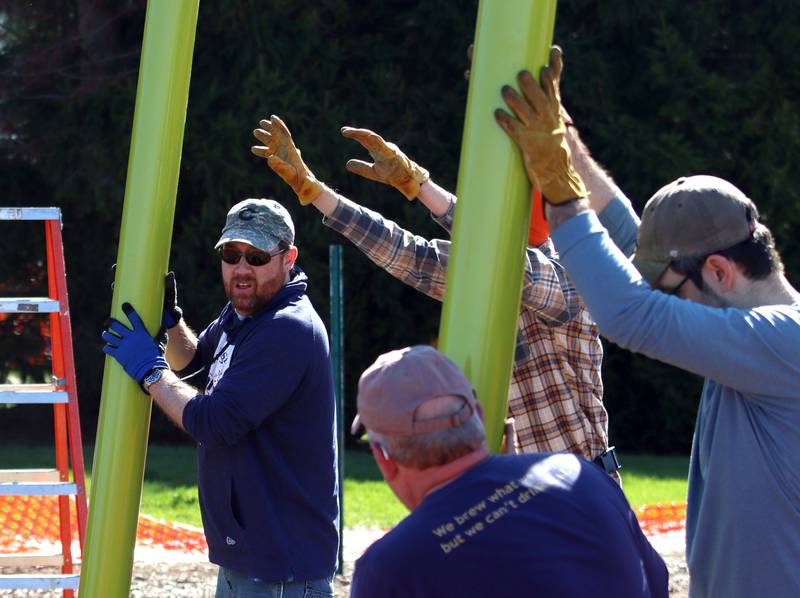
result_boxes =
[351,453,667,598]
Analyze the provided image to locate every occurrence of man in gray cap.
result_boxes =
[102,198,339,596]
[495,57,800,598]
[349,344,667,598]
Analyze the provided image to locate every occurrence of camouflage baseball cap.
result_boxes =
[632,175,758,284]
[214,198,295,252]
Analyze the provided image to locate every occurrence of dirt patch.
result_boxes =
[0,528,688,597]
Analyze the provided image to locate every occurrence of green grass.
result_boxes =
[343,450,409,528]
[0,443,204,527]
[0,445,688,530]
[617,454,690,508]
[140,445,202,527]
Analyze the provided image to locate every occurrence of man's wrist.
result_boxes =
[417,179,454,218]
[545,197,590,230]
[142,366,168,395]
[311,186,339,217]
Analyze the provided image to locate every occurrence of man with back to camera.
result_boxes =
[248,49,637,478]
[101,198,338,597]
[347,344,668,597]
[494,46,800,598]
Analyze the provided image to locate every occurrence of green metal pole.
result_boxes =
[80,2,199,596]
[329,245,345,575]
[439,0,557,452]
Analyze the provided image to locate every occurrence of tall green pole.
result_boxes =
[329,244,345,575]
[80,2,199,596]
[439,0,557,452]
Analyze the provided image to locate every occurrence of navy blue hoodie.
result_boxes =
[181,266,339,581]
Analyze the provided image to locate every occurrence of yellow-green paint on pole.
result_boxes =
[439,0,557,452]
[80,1,199,596]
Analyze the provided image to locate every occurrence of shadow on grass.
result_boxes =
[342,448,690,487]
[0,443,201,488]
[619,454,689,480]
[0,443,689,484]
[342,446,384,482]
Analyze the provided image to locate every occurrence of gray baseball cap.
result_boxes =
[632,175,758,284]
[351,345,478,437]
[215,198,295,252]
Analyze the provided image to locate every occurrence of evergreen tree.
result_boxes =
[2,0,798,451]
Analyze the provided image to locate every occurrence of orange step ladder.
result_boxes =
[0,207,88,595]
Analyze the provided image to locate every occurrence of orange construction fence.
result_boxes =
[0,495,206,556]
[0,495,686,558]
[635,501,687,536]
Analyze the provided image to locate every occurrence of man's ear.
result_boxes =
[284,245,299,269]
[703,255,738,293]
[370,442,398,482]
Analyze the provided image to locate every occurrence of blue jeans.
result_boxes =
[215,567,334,598]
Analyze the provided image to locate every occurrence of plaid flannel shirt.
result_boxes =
[324,195,609,461]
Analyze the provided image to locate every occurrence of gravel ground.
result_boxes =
[0,528,688,597]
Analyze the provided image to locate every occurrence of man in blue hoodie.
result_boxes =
[102,198,339,597]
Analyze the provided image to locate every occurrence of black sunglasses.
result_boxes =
[663,273,692,296]
[219,246,287,267]
[662,256,708,296]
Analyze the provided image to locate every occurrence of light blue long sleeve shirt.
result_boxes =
[597,194,640,258]
[552,210,800,598]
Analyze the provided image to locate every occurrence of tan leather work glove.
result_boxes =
[494,46,587,204]
[341,127,430,200]
[251,115,324,205]
[469,43,575,125]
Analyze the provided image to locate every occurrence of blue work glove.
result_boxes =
[109,267,182,330]
[161,271,183,329]
[102,302,169,385]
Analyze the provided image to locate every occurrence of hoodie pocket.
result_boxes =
[202,471,249,555]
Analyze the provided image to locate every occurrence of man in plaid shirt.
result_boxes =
[251,45,639,474]
[252,114,637,480]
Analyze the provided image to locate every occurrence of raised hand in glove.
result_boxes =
[161,271,182,330]
[341,127,430,200]
[102,302,169,386]
[494,46,587,204]
[252,115,324,205]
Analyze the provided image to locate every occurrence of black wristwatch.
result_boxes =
[142,368,166,395]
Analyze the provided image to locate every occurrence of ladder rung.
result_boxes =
[0,469,61,483]
[0,553,64,567]
[0,207,61,221]
[0,482,77,496]
[0,385,68,404]
[0,574,79,590]
[0,297,60,313]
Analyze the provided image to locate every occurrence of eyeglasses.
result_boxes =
[663,273,692,296]
[219,246,287,267]
[370,441,391,461]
